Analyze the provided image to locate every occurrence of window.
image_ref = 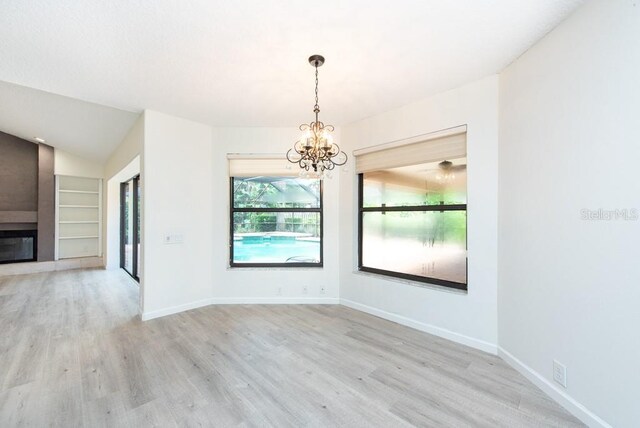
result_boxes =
[230,176,322,267]
[356,131,467,290]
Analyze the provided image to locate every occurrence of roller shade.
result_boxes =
[228,155,298,177]
[355,131,466,173]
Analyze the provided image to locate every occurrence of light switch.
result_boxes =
[163,233,184,244]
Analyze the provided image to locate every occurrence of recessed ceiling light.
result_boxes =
[33,137,46,143]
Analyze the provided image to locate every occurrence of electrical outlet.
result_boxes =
[553,360,567,388]
[302,286,308,294]
[320,286,326,295]
[277,287,282,296]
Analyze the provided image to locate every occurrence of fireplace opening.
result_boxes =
[0,230,37,264]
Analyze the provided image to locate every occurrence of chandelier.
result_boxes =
[287,55,347,176]
[436,160,456,183]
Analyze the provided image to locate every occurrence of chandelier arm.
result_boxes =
[286,148,303,163]
[293,142,306,155]
[332,157,348,167]
[331,144,348,166]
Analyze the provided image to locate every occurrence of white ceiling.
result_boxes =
[0,81,139,162]
[0,0,584,160]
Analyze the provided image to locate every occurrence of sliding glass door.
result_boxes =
[120,175,140,281]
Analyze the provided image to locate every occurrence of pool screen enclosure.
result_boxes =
[230,176,323,268]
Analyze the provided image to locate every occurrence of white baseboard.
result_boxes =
[498,347,611,428]
[0,256,104,277]
[340,298,497,354]
[211,297,340,305]
[141,297,215,321]
[141,296,339,321]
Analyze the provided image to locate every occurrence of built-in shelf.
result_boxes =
[58,190,99,194]
[55,175,103,260]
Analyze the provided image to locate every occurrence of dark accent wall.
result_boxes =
[37,144,55,261]
[0,131,38,211]
[0,131,56,262]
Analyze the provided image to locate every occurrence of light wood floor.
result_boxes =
[0,268,583,427]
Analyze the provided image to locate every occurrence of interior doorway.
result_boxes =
[120,175,140,281]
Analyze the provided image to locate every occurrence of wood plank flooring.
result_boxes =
[0,268,584,427]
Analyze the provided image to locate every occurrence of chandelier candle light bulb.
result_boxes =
[287,54,348,177]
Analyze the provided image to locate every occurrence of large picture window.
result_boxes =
[356,131,467,290]
[230,176,322,267]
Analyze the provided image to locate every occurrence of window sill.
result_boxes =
[228,266,323,271]
[352,269,467,295]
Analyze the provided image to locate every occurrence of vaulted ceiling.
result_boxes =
[0,0,584,161]
[0,81,139,162]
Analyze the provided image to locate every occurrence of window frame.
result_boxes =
[229,176,324,268]
[120,174,140,282]
[357,173,468,291]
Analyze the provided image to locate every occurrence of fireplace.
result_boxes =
[0,230,37,264]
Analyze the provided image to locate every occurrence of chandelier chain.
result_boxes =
[314,65,319,114]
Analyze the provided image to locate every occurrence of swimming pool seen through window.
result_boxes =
[230,176,322,267]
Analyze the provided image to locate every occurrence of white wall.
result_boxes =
[498,2,639,427]
[54,149,104,178]
[210,127,340,303]
[141,110,214,318]
[339,75,499,353]
[105,156,140,270]
[105,113,144,180]
[104,114,144,273]
[140,121,341,318]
